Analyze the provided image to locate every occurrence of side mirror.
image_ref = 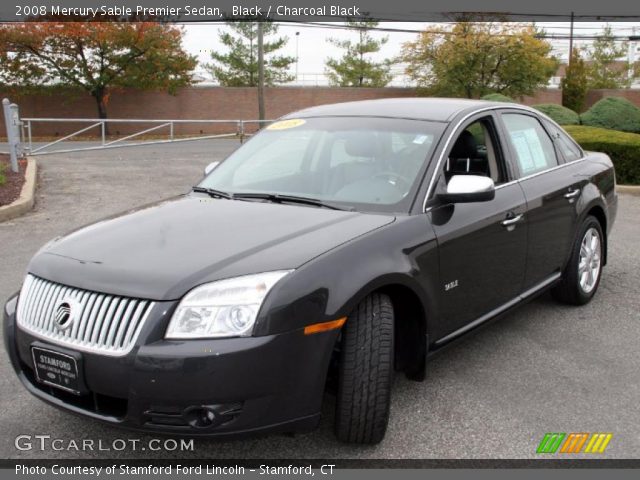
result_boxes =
[438,175,495,204]
[204,161,220,176]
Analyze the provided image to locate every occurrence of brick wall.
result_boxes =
[1,86,636,138]
[585,89,640,109]
[1,87,419,137]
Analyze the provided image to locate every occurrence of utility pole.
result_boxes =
[295,31,300,83]
[257,21,265,122]
[629,28,639,84]
[568,11,575,66]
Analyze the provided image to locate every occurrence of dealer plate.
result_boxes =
[31,346,82,395]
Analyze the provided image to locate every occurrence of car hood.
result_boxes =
[28,195,395,300]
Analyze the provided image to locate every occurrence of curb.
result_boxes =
[0,156,37,222]
[617,185,640,196]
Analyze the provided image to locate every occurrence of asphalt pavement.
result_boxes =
[1,140,639,459]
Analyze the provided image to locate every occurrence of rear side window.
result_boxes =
[502,113,559,177]
[543,120,583,162]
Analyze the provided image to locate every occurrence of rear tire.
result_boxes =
[334,293,394,444]
[552,215,604,305]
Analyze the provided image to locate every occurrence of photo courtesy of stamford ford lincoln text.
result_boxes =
[0,0,639,479]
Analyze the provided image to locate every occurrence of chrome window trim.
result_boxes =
[422,105,587,212]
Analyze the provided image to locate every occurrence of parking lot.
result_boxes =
[1,140,639,459]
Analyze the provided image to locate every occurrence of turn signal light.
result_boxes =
[304,317,347,335]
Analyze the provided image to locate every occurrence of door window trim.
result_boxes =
[422,105,587,212]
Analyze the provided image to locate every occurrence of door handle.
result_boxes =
[501,213,524,228]
[564,189,581,200]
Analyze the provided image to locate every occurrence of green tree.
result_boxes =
[584,25,631,89]
[561,50,589,113]
[0,22,196,119]
[206,21,294,86]
[401,22,558,98]
[325,21,393,87]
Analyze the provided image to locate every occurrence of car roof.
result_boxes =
[285,97,518,122]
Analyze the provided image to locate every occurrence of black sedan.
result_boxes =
[4,98,617,444]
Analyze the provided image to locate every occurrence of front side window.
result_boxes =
[430,116,507,200]
[200,117,445,213]
[443,117,506,185]
[502,113,558,177]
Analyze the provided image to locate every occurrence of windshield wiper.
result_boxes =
[192,186,233,199]
[232,192,353,211]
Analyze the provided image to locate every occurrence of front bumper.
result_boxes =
[4,294,337,437]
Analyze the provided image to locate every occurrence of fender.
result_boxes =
[257,215,439,337]
[564,155,615,270]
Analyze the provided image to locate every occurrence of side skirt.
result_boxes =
[432,272,562,348]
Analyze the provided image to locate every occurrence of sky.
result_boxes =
[181,22,640,86]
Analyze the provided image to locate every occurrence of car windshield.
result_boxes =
[198,116,445,213]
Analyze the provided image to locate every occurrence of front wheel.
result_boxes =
[334,293,394,444]
[552,216,604,305]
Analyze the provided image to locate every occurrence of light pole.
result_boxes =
[257,22,265,122]
[568,11,575,65]
[295,32,300,84]
[629,29,639,83]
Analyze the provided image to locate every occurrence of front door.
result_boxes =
[427,114,528,341]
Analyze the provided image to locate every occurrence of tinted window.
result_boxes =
[502,114,558,177]
[543,120,583,162]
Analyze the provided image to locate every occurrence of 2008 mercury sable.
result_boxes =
[4,98,617,444]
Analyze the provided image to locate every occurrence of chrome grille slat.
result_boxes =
[113,301,136,345]
[121,303,145,346]
[22,276,41,323]
[16,274,155,356]
[85,294,105,344]
[42,284,64,333]
[15,275,32,322]
[105,298,125,348]
[70,291,88,339]
[40,283,61,330]
[77,292,98,343]
[31,280,50,329]
[99,297,121,346]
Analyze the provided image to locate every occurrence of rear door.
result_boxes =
[498,111,582,290]
[426,113,528,341]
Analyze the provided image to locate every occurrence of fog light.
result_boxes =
[184,406,217,428]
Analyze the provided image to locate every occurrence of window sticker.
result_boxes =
[266,119,306,130]
[510,128,548,174]
[413,134,429,144]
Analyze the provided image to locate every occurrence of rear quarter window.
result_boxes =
[543,120,584,162]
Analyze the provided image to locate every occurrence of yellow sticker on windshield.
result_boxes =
[267,119,306,130]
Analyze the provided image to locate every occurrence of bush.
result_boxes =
[564,125,640,184]
[481,93,515,103]
[0,163,5,187]
[580,97,640,133]
[532,104,580,125]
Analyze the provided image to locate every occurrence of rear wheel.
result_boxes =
[552,216,604,305]
[334,293,394,444]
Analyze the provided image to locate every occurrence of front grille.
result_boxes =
[16,274,155,356]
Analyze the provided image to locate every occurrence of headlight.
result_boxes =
[165,271,292,339]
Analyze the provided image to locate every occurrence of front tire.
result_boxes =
[334,293,394,444]
[552,215,604,305]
